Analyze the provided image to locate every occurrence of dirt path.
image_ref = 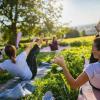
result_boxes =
[40,45,70,52]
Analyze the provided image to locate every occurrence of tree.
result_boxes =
[64,28,80,38]
[0,0,62,46]
[55,25,70,38]
[40,0,63,36]
[81,30,86,36]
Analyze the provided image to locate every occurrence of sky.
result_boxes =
[60,0,100,27]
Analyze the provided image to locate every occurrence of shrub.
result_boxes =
[60,46,91,78]
[59,42,69,46]
[37,52,55,65]
[60,36,94,47]
[64,29,80,38]
[70,41,82,47]
[0,71,13,84]
[22,46,91,100]
[21,73,78,100]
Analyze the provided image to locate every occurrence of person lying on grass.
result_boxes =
[0,37,42,80]
[54,37,100,89]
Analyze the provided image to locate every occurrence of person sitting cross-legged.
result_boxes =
[49,36,58,51]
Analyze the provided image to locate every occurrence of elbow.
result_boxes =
[71,85,78,89]
[70,83,79,89]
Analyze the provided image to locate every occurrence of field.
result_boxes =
[0,36,94,100]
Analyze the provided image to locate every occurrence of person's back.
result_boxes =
[0,38,42,81]
[0,51,32,80]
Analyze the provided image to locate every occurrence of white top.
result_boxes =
[84,62,100,89]
[0,51,32,80]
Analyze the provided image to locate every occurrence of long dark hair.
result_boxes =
[89,34,100,63]
[94,37,100,50]
[5,45,16,63]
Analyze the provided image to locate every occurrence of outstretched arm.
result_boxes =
[54,56,89,89]
[25,38,37,55]
[25,37,42,56]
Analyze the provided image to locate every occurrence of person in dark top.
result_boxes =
[49,36,58,51]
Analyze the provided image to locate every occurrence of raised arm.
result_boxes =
[25,38,37,55]
[54,56,89,89]
[25,37,42,56]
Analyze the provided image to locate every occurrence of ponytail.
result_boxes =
[5,45,16,64]
[11,56,16,63]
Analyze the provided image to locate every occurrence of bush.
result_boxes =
[22,46,91,100]
[59,42,69,46]
[70,41,82,47]
[0,71,13,84]
[51,64,59,73]
[59,36,94,47]
[70,40,92,47]
[64,29,80,38]
[20,39,31,43]
[60,46,91,78]
[21,73,78,100]
[37,52,56,65]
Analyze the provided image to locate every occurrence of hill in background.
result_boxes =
[74,23,97,35]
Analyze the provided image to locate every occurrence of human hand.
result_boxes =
[32,37,38,42]
[36,38,43,47]
[53,56,66,68]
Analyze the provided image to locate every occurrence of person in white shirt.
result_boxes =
[54,37,100,90]
[0,38,42,80]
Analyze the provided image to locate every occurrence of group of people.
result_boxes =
[0,35,58,81]
[0,22,100,95]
